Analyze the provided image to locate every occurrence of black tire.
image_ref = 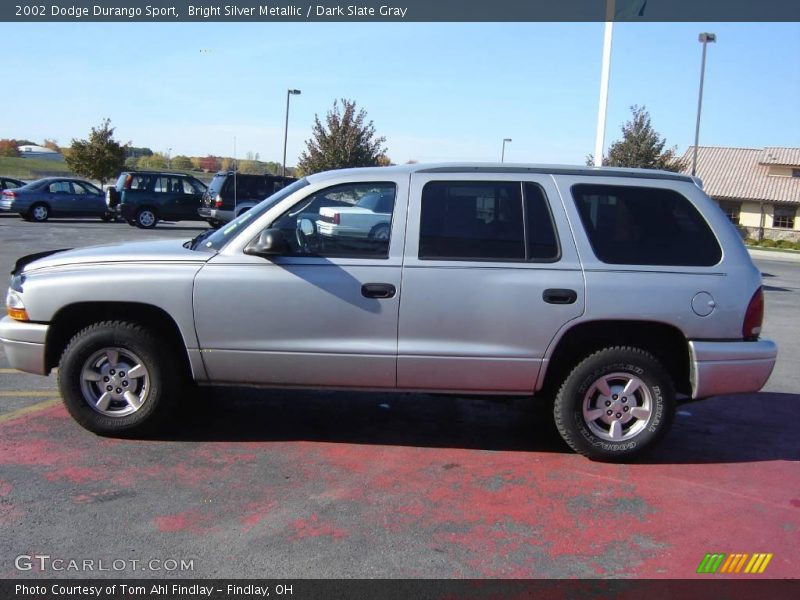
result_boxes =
[100,212,115,222]
[28,202,50,222]
[134,207,158,229]
[553,347,675,462]
[125,219,136,227]
[57,321,181,436]
[368,223,390,241]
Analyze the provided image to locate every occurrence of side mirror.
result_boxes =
[244,228,289,258]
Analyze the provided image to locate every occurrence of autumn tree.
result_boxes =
[65,118,127,186]
[199,155,221,172]
[588,105,684,172]
[0,139,20,157]
[297,99,387,175]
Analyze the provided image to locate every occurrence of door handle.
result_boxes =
[361,283,396,299]
[543,288,578,305]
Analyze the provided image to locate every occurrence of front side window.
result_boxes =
[419,181,559,262]
[270,182,397,258]
[71,182,88,195]
[773,205,796,229]
[572,184,722,266]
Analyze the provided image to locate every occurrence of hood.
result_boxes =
[17,239,213,274]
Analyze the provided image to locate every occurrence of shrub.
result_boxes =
[776,239,796,249]
[760,239,777,248]
[744,238,759,246]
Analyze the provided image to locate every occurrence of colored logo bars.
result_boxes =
[697,553,773,574]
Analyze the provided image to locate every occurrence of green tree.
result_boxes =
[171,155,193,170]
[65,118,127,185]
[239,160,266,175]
[590,105,684,172]
[297,99,387,175]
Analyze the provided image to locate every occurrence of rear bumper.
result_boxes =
[689,339,777,399]
[0,316,49,375]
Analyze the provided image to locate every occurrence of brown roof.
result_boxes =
[681,146,800,204]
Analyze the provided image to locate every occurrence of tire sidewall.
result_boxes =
[58,323,173,435]
[31,203,49,222]
[135,207,157,229]
[555,349,675,461]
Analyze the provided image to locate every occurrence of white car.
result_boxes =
[317,192,394,240]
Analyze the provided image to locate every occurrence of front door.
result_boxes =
[397,173,585,393]
[193,177,408,388]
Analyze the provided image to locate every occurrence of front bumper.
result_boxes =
[689,339,777,399]
[0,316,49,375]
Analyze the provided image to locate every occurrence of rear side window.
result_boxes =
[419,181,559,262]
[572,184,722,266]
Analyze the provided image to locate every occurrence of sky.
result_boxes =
[2,21,799,166]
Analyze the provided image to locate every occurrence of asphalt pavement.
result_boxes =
[0,214,797,579]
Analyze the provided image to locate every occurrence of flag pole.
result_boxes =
[594,0,615,167]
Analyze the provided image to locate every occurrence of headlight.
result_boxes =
[6,289,28,321]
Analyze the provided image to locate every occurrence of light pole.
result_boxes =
[692,32,716,176]
[167,148,172,170]
[283,89,301,177]
[501,138,512,163]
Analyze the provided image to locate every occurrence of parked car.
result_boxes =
[317,190,395,244]
[0,177,115,222]
[106,171,208,228]
[198,172,296,227]
[0,177,26,190]
[0,164,777,461]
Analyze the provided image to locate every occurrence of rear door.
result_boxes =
[397,172,585,393]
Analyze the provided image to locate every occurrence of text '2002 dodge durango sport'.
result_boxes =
[0,164,777,461]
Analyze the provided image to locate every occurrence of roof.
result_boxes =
[306,162,694,184]
[681,146,800,204]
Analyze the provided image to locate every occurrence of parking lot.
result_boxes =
[0,213,798,579]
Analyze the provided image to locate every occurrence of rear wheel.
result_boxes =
[553,347,675,462]
[58,321,181,436]
[29,203,50,222]
[368,223,390,241]
[135,207,157,229]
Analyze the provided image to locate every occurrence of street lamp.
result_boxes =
[283,89,301,177]
[167,148,172,170]
[501,138,512,163]
[692,32,716,176]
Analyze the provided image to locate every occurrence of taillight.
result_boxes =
[214,194,223,208]
[124,174,132,189]
[3,191,15,198]
[332,213,340,225]
[742,286,764,340]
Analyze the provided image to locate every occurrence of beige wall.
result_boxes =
[739,201,763,227]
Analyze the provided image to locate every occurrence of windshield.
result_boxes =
[196,178,309,252]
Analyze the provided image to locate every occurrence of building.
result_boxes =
[681,146,800,241]
[16,145,64,161]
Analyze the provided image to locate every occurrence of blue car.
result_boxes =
[0,177,116,222]
[0,176,26,190]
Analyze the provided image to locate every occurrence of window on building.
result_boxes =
[773,205,796,229]
[718,200,741,225]
[791,169,800,178]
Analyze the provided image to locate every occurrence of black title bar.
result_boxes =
[3,0,800,22]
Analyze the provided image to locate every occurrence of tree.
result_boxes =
[65,118,127,186]
[590,105,684,172]
[297,99,387,175]
[239,160,266,175]
[43,139,60,152]
[0,139,20,157]
[171,155,193,170]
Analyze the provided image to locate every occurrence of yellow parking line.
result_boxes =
[0,368,21,373]
[0,398,62,423]
[0,391,60,397]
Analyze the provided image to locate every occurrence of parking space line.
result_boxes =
[0,391,59,397]
[0,368,21,373]
[0,398,61,423]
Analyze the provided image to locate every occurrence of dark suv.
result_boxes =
[198,172,295,226]
[107,172,208,229]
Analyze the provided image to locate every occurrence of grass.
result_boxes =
[0,156,72,180]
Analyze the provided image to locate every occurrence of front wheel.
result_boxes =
[553,347,675,462]
[29,203,50,222]
[58,321,181,436]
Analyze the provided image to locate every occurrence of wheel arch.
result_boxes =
[45,302,195,379]
[538,319,691,397]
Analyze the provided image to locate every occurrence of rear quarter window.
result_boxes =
[571,184,722,267]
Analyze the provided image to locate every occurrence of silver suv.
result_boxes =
[0,164,777,461]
